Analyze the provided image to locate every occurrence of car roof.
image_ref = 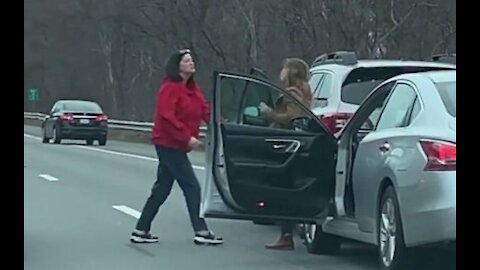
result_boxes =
[422,70,456,83]
[392,70,456,84]
[310,59,455,72]
[58,100,98,104]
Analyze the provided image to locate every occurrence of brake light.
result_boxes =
[420,140,456,171]
[96,114,108,122]
[61,113,74,123]
[320,113,353,134]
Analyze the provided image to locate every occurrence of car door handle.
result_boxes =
[266,139,301,153]
[273,144,287,149]
[379,143,390,152]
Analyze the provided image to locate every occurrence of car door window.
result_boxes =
[220,76,277,124]
[220,76,316,131]
[406,97,421,125]
[376,83,417,130]
[352,82,395,132]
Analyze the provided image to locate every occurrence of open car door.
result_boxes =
[201,71,337,223]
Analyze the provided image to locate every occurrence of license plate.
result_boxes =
[79,119,90,124]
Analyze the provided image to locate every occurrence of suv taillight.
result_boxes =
[320,113,353,134]
[61,113,74,123]
[95,114,108,122]
[420,140,456,171]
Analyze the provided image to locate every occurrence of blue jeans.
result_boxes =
[135,145,208,233]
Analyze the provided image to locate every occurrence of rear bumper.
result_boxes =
[399,172,456,247]
[60,125,107,139]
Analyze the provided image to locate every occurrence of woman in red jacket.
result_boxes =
[130,49,223,245]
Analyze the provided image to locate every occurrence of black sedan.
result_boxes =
[41,100,108,145]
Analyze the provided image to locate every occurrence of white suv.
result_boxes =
[308,51,456,134]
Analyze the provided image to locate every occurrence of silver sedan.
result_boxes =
[327,70,456,269]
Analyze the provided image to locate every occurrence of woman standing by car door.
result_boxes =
[259,58,313,250]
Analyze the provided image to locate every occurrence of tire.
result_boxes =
[86,139,94,145]
[98,136,107,146]
[42,127,49,143]
[378,186,411,270]
[52,126,62,144]
[304,223,342,254]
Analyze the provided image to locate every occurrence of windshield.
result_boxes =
[63,102,103,113]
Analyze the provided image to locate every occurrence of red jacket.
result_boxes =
[151,78,210,152]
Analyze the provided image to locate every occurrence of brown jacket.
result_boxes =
[266,84,312,129]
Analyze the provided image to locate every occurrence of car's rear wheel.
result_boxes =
[86,139,94,145]
[378,186,411,270]
[42,127,49,143]
[52,126,62,144]
[304,223,342,254]
[98,136,107,146]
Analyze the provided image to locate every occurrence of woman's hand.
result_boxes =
[259,102,272,115]
[188,137,202,150]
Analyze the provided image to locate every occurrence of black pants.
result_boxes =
[280,222,295,235]
[135,145,208,233]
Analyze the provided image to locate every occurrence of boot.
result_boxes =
[265,233,294,250]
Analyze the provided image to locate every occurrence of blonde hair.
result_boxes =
[282,58,312,104]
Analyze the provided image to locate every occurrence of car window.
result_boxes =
[376,83,417,130]
[309,72,332,99]
[358,82,395,131]
[219,77,276,124]
[342,80,383,105]
[341,66,452,105]
[64,102,103,113]
[220,76,315,131]
[435,81,456,117]
[51,103,60,114]
[407,97,421,125]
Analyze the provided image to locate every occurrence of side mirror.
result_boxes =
[244,106,260,117]
[242,106,267,126]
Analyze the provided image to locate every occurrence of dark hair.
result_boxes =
[165,49,195,84]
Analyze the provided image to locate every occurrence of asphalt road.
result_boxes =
[24,125,455,270]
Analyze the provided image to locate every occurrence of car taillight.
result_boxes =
[420,140,456,171]
[320,113,353,134]
[96,114,108,122]
[61,113,74,123]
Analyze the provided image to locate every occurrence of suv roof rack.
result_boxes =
[312,51,358,67]
[431,53,456,65]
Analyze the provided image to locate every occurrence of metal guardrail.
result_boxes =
[24,112,207,138]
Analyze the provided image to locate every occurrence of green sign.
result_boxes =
[28,89,39,101]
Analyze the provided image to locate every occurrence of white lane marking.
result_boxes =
[112,205,141,219]
[24,133,41,141]
[23,133,206,171]
[39,174,59,182]
[74,145,206,170]
[75,145,157,162]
